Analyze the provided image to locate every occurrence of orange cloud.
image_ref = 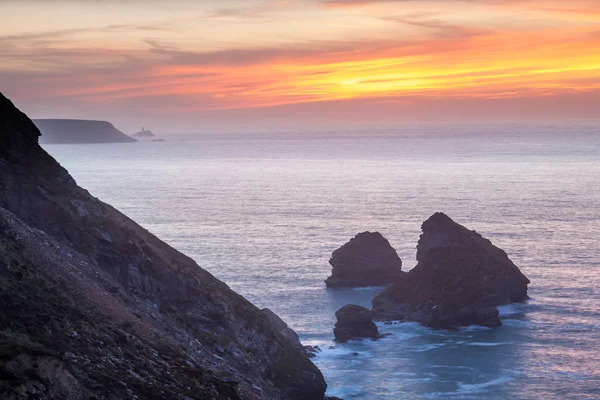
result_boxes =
[0,0,599,126]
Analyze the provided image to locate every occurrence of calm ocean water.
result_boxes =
[43,124,600,400]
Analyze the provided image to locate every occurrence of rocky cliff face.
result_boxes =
[261,309,303,350]
[372,213,530,329]
[0,93,327,399]
[34,119,137,144]
[325,232,404,288]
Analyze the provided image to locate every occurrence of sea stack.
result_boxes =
[0,93,327,399]
[325,232,404,288]
[372,213,530,329]
[333,305,381,343]
[133,127,155,138]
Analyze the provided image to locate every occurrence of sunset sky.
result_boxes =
[1,0,599,131]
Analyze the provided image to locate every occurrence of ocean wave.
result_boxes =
[391,371,418,377]
[376,327,422,341]
[325,384,367,399]
[467,342,513,347]
[498,303,525,316]
[403,377,434,384]
[460,325,493,332]
[315,346,362,359]
[378,321,446,337]
[384,321,452,337]
[558,322,597,333]
[457,376,513,394]
[501,319,532,327]
[351,286,389,292]
[422,377,513,398]
[430,365,473,370]
[412,343,447,352]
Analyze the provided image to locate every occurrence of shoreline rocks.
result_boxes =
[325,232,404,288]
[334,305,381,342]
[372,212,530,329]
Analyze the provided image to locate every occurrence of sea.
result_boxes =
[42,123,600,400]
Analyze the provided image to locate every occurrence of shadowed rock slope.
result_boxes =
[372,213,530,329]
[0,93,327,399]
[325,232,404,288]
[34,119,137,144]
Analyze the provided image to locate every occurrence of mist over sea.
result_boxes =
[43,123,600,399]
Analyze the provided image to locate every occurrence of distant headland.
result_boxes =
[34,119,137,144]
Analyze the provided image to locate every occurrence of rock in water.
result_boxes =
[0,92,327,400]
[325,232,404,288]
[333,305,381,342]
[372,213,530,329]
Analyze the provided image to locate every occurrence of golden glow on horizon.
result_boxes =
[1,0,600,116]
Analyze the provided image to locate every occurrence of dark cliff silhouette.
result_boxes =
[0,93,328,400]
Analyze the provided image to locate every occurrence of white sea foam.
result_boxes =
[412,343,447,352]
[325,385,363,399]
[498,304,525,316]
[377,329,422,341]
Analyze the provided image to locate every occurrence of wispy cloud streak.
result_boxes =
[0,0,599,125]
